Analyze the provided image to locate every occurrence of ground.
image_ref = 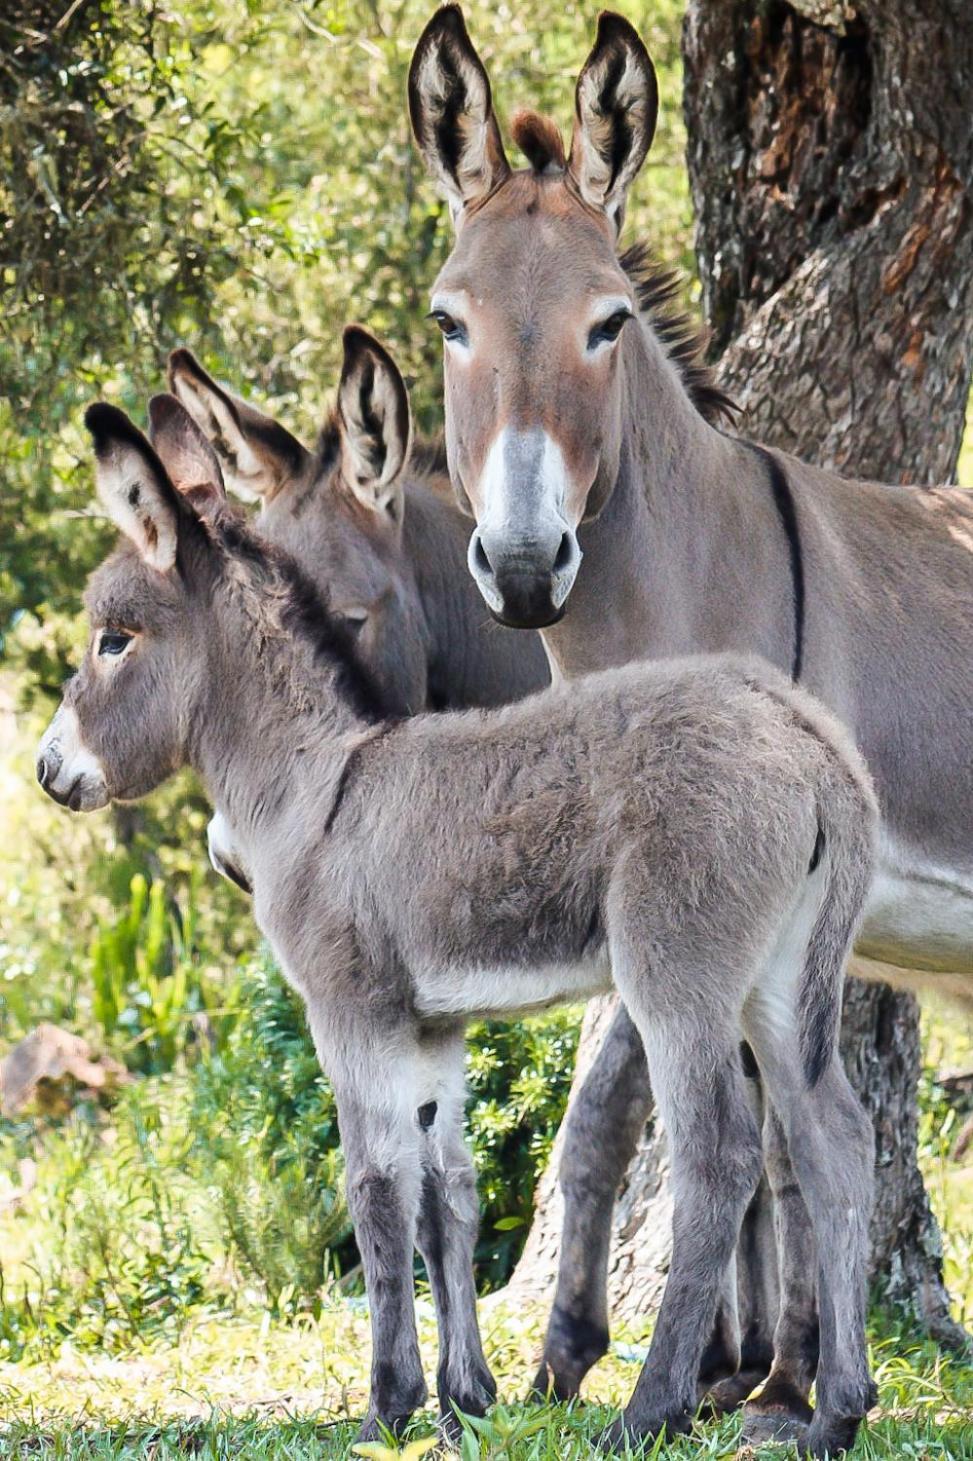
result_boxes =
[1,1009,970,1458]
[1,1300,971,1458]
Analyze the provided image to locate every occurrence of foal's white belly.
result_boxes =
[414,950,612,1021]
[856,844,973,985]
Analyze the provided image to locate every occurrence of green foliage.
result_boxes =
[89,871,236,1075]
[466,1012,580,1288]
[0,1078,217,1361]
[190,954,353,1307]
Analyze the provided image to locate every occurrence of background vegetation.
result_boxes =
[1,0,971,1454]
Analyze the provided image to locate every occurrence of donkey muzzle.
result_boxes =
[36,706,109,812]
[468,525,581,629]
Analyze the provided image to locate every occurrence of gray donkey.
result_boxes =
[408,3,973,1436]
[38,393,878,1455]
[165,331,549,718]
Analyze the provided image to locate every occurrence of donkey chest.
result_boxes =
[858,847,973,979]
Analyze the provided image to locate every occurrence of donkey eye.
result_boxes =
[587,310,633,351]
[98,630,133,657]
[429,310,468,346]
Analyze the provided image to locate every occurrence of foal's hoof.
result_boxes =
[439,1372,497,1446]
[740,1402,812,1449]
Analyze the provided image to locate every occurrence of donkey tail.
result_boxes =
[799,766,878,1087]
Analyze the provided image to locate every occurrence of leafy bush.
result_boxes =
[0,1077,217,1361]
[191,953,354,1308]
[89,871,238,1075]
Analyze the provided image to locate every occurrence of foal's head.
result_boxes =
[409,8,659,628]
[36,400,233,811]
[36,396,383,813]
[168,328,432,715]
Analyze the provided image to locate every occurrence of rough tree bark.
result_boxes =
[509,0,973,1343]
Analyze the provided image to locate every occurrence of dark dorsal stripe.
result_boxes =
[750,444,805,683]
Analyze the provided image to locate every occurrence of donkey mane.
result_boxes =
[619,241,738,427]
[212,510,389,724]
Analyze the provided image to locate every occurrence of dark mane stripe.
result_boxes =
[214,515,390,723]
[619,241,738,427]
[749,444,805,684]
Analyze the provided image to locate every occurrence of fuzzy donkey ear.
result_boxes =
[336,327,412,525]
[148,394,226,519]
[84,403,181,573]
[569,12,658,233]
[167,348,311,502]
[408,4,510,222]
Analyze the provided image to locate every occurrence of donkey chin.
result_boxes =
[36,705,110,813]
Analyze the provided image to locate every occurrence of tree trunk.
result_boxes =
[509,0,973,1343]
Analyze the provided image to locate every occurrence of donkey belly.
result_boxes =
[414,950,612,1021]
[856,847,973,983]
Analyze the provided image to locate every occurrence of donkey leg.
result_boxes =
[749,1026,876,1457]
[414,1029,496,1437]
[700,1049,778,1413]
[740,1103,820,1445]
[605,1013,764,1448]
[311,1018,428,1441]
[535,1000,653,1400]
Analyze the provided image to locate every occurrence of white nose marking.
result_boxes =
[39,705,106,788]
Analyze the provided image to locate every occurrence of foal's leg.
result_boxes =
[747,1019,876,1457]
[739,1104,820,1445]
[535,1000,653,1399]
[309,1013,428,1441]
[414,1029,496,1435]
[604,1003,764,1445]
[701,1050,778,1412]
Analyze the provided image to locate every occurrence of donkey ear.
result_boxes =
[148,394,225,518]
[336,327,412,523]
[408,4,510,221]
[167,348,311,502]
[569,12,658,232]
[84,404,180,573]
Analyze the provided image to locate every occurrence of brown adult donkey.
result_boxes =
[408,1,973,1439]
[38,395,878,1454]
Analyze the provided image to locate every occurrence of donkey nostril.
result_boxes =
[472,533,494,577]
[36,756,49,788]
[554,532,575,574]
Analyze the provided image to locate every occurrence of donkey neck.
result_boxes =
[189,578,372,838]
[541,323,795,681]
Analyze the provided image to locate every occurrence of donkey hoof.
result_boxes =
[806,1412,866,1457]
[599,1406,690,1453]
[356,1409,417,1446]
[534,1310,609,1401]
[700,1369,766,1416]
[741,1403,812,1449]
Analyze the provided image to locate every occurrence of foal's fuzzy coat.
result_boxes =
[38,397,878,1455]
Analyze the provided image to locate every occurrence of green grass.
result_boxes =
[1,1298,971,1457]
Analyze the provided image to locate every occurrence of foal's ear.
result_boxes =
[148,394,225,519]
[408,4,510,222]
[84,404,180,573]
[167,348,311,502]
[336,327,411,524]
[569,12,658,232]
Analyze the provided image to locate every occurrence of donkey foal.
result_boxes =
[39,396,878,1455]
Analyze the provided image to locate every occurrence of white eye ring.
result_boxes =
[95,629,137,665]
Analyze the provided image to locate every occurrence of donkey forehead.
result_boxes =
[435,174,624,304]
[83,545,184,628]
